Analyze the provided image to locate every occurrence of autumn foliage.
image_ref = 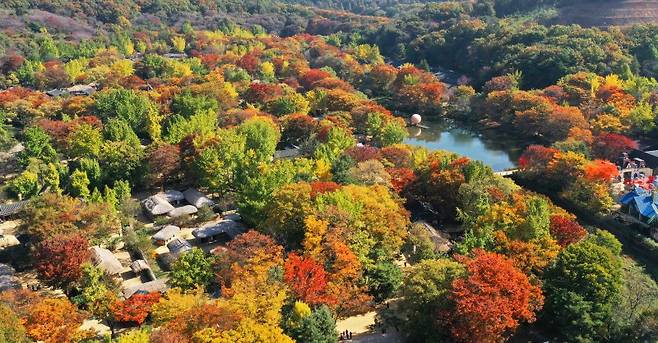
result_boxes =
[387,167,415,193]
[112,292,161,325]
[24,298,87,343]
[583,160,618,182]
[309,181,340,197]
[447,250,543,343]
[518,145,559,171]
[591,133,637,160]
[33,233,90,288]
[549,215,587,247]
[284,253,335,306]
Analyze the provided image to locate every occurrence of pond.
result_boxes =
[404,120,524,172]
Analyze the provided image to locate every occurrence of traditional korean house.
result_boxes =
[169,205,198,218]
[630,146,658,176]
[183,188,214,208]
[192,219,247,244]
[152,225,180,246]
[141,195,175,219]
[90,246,124,275]
[159,190,185,205]
[67,84,96,96]
[123,279,167,299]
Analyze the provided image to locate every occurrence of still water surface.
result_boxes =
[404,121,523,171]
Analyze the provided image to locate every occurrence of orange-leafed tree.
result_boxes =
[518,145,559,172]
[309,181,340,198]
[387,167,415,193]
[24,192,120,241]
[24,298,87,343]
[149,328,189,343]
[493,232,560,275]
[300,69,332,90]
[583,160,619,182]
[549,215,587,247]
[284,253,334,306]
[322,233,373,316]
[214,230,284,290]
[33,233,90,290]
[112,292,161,325]
[165,303,242,339]
[447,250,543,343]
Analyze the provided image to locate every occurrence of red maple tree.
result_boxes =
[549,215,587,247]
[345,146,381,162]
[33,234,90,289]
[284,253,335,306]
[310,181,341,197]
[591,132,637,161]
[300,69,332,90]
[448,250,543,343]
[112,292,161,325]
[518,145,559,171]
[387,167,415,193]
[380,146,412,168]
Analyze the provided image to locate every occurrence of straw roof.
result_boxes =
[169,205,198,218]
[90,246,124,275]
[192,219,246,240]
[123,279,167,298]
[152,225,180,242]
[183,188,214,208]
[160,190,185,203]
[142,195,175,216]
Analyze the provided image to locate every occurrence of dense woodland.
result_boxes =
[0,1,657,343]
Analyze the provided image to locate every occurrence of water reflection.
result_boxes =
[404,121,523,171]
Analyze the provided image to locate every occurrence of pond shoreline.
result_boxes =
[403,117,532,171]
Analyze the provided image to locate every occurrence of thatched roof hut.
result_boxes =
[192,219,246,242]
[183,188,214,208]
[90,246,124,275]
[123,279,167,298]
[142,195,175,217]
[67,84,96,96]
[169,205,198,218]
[160,190,185,203]
[152,225,180,245]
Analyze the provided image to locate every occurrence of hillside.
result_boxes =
[552,0,658,27]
